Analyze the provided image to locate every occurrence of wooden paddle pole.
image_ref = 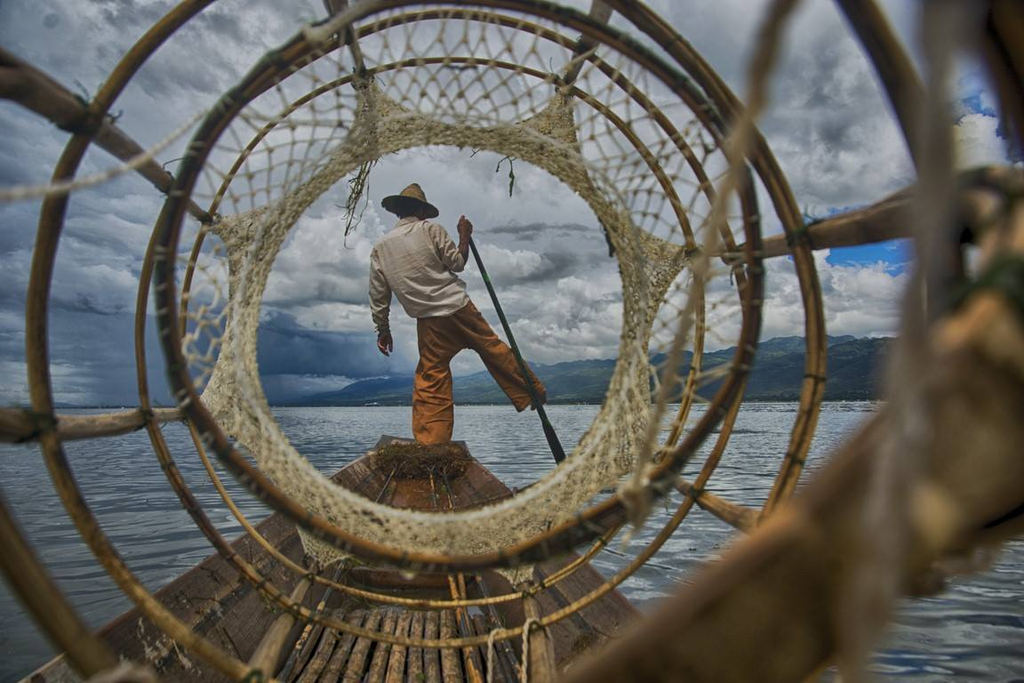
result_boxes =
[467,237,567,464]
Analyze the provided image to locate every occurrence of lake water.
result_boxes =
[1,403,1021,681]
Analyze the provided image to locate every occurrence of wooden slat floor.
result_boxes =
[279,608,520,683]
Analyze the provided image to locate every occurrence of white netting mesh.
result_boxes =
[178,5,755,565]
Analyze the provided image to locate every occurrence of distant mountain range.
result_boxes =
[281,335,892,406]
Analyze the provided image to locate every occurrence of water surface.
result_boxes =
[1,403,1021,681]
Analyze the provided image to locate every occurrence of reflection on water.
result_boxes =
[0,403,1021,681]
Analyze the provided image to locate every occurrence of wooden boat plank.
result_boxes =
[405,611,426,683]
[331,457,392,505]
[294,622,338,683]
[480,605,521,683]
[383,611,412,683]
[470,613,510,683]
[286,619,326,683]
[439,611,463,683]
[220,559,317,667]
[318,611,363,682]
[532,556,638,664]
[341,609,382,683]
[423,610,443,683]
[27,505,324,682]
[364,609,398,683]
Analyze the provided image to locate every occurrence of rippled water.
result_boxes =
[0,403,1021,681]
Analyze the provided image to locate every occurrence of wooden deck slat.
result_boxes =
[319,611,364,682]
[342,610,383,683]
[406,612,426,683]
[365,610,398,683]
[287,618,326,683]
[296,624,338,683]
[439,611,463,683]
[423,611,443,683]
[383,611,412,683]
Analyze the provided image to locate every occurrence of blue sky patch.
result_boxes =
[825,240,910,274]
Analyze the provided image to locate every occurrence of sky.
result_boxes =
[0,0,1018,406]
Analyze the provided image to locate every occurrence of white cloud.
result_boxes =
[955,113,1014,169]
[758,250,908,342]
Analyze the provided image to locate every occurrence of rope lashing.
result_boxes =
[468,236,567,464]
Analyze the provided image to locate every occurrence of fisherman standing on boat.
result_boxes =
[369,183,546,444]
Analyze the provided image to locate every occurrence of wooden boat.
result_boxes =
[26,437,637,682]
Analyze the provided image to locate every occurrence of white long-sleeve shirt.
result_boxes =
[369,217,469,334]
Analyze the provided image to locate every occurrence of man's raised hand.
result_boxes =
[377,332,393,357]
[457,215,473,241]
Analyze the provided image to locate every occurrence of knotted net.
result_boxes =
[159,2,781,569]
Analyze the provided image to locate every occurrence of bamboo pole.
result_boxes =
[677,480,758,533]
[522,594,557,683]
[718,167,1021,262]
[0,407,182,444]
[0,48,210,222]
[724,186,914,261]
[247,575,314,677]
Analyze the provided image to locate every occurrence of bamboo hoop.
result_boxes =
[150,0,768,574]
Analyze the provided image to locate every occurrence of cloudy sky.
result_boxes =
[0,0,1017,406]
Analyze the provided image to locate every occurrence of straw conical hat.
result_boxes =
[381,183,439,218]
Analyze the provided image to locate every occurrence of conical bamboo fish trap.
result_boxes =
[1,1,1022,681]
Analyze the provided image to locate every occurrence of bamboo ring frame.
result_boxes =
[1,0,875,679]
[150,0,784,575]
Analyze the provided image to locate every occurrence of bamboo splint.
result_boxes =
[0,407,182,444]
[0,48,209,220]
[717,166,1019,263]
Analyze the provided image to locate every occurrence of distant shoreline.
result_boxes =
[12,397,885,410]
[268,397,885,408]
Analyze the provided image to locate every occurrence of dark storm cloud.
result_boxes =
[488,222,592,239]
[257,311,412,378]
[54,293,126,316]
[0,203,41,255]
[28,310,177,406]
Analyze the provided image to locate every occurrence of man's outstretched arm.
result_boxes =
[369,249,393,356]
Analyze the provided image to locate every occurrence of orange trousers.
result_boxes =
[413,301,545,444]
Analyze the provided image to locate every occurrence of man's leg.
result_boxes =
[451,301,546,412]
[413,318,458,443]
